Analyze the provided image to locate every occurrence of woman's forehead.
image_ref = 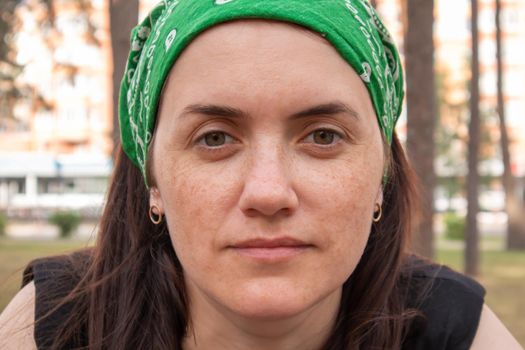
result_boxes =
[162,20,371,106]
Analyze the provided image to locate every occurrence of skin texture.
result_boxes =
[471,305,523,350]
[149,20,385,350]
[0,282,37,350]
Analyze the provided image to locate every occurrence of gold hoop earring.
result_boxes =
[373,203,382,223]
[149,205,163,225]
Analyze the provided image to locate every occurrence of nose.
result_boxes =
[238,147,299,219]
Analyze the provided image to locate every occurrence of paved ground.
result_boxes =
[5,220,98,240]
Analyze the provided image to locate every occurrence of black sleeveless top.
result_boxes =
[22,254,485,350]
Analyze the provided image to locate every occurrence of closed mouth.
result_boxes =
[228,237,313,261]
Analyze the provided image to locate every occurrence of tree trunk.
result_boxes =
[109,0,139,157]
[465,0,480,276]
[496,0,525,250]
[405,0,436,259]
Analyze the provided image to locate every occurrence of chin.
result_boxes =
[226,281,333,321]
[233,298,309,321]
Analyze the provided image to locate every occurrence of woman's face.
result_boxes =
[150,21,384,321]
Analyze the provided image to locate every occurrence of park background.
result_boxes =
[0,0,524,346]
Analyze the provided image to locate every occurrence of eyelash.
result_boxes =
[194,131,237,154]
[194,128,345,152]
[302,128,344,149]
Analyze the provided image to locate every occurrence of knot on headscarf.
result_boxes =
[119,0,404,183]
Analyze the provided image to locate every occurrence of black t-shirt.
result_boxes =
[22,253,485,350]
[400,256,486,349]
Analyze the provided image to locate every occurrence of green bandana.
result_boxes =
[119,0,404,182]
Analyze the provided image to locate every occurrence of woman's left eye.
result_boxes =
[195,131,235,148]
[303,129,343,146]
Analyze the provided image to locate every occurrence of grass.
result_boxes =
[0,236,524,346]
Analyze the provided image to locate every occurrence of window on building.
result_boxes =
[0,178,26,195]
[38,178,62,194]
[38,177,107,194]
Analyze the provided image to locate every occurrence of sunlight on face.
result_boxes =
[150,20,384,323]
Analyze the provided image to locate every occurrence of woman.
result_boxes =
[0,1,522,349]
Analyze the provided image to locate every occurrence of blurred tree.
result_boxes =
[0,0,99,133]
[435,67,468,209]
[405,0,436,259]
[466,0,480,276]
[435,56,501,211]
[23,0,124,153]
[36,0,100,91]
[0,0,24,130]
[109,0,139,156]
[495,0,525,250]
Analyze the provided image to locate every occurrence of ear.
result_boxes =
[375,186,383,207]
[149,186,164,214]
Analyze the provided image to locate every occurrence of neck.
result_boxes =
[182,288,341,350]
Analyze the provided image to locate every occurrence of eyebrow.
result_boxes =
[180,104,249,119]
[290,102,360,120]
[179,101,360,120]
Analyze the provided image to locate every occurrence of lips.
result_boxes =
[232,237,310,248]
[229,237,313,262]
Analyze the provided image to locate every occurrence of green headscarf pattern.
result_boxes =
[119,0,404,182]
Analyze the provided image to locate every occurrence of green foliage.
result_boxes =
[48,211,82,238]
[0,212,7,236]
[444,212,465,240]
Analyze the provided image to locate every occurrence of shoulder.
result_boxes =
[22,249,91,287]
[402,255,486,350]
[20,250,91,349]
[470,304,523,350]
[403,255,486,315]
[22,250,90,320]
[0,281,37,349]
[29,250,91,341]
[0,251,91,349]
[21,250,92,308]
[404,255,486,299]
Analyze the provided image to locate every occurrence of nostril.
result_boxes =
[242,206,293,219]
[243,208,261,218]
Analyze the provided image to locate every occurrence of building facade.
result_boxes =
[0,0,112,215]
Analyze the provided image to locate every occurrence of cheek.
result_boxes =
[300,155,379,224]
[298,157,379,272]
[322,200,373,276]
[314,204,373,293]
[156,159,241,261]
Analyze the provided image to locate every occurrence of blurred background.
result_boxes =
[0,0,524,345]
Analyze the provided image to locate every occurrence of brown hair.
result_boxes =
[31,131,422,349]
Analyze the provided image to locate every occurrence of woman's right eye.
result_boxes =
[196,131,235,147]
